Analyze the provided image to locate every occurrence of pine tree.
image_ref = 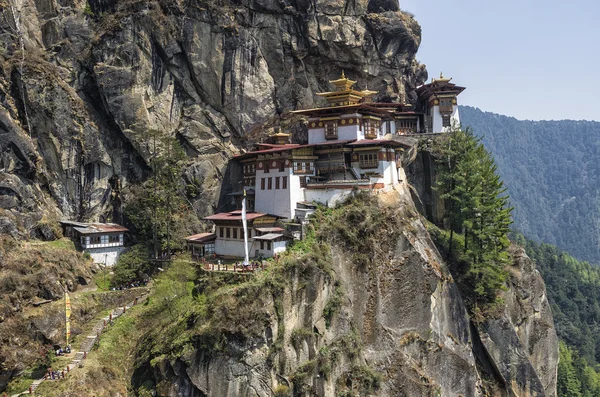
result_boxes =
[124,130,187,260]
[434,128,513,303]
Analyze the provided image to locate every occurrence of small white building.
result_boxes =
[415,73,465,133]
[200,211,290,259]
[185,232,216,259]
[60,221,128,266]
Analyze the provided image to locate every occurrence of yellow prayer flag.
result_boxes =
[65,293,71,319]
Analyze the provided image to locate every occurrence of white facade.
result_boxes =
[88,246,125,266]
[80,233,125,266]
[254,160,312,219]
[304,188,355,207]
[307,114,385,144]
[215,235,285,259]
[431,104,460,133]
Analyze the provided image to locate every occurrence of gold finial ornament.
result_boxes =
[341,70,346,79]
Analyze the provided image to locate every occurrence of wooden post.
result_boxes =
[67,365,70,372]
[123,306,126,313]
[83,351,87,359]
[103,319,106,326]
[134,297,138,305]
[29,386,32,393]
[109,313,113,322]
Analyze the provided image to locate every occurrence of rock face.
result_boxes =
[0,0,426,232]
[137,179,558,397]
[0,0,559,394]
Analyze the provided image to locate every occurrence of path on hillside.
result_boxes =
[10,291,148,396]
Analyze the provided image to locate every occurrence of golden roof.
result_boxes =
[328,71,357,91]
[432,72,452,84]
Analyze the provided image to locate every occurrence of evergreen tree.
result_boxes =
[124,130,188,259]
[434,128,513,303]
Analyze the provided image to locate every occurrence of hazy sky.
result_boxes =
[400,0,599,121]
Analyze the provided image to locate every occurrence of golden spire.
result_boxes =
[341,70,346,79]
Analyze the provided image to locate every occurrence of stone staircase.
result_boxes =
[10,293,147,396]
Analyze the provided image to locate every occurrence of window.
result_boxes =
[359,152,379,169]
[261,178,265,190]
[233,228,238,239]
[90,236,101,244]
[325,122,338,139]
[219,227,224,238]
[101,235,109,244]
[226,228,231,239]
[260,241,264,250]
[300,176,307,187]
[275,177,280,189]
[240,228,245,239]
[364,119,378,138]
[205,243,215,255]
[109,235,120,243]
[396,119,417,134]
[264,161,270,173]
[268,177,273,190]
[442,114,451,127]
[279,162,285,172]
[267,241,272,250]
[282,176,288,189]
[439,98,453,113]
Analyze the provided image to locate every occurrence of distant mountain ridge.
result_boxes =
[460,105,600,264]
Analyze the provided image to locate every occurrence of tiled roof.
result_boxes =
[185,233,216,243]
[69,222,129,234]
[204,211,268,221]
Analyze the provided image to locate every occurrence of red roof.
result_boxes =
[185,233,216,243]
[204,211,268,221]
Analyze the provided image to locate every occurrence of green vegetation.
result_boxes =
[111,244,153,286]
[431,128,512,307]
[557,341,600,397]
[513,234,600,395]
[124,130,198,259]
[461,105,600,264]
[518,235,600,365]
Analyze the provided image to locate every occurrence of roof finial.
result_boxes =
[440,71,444,79]
[341,70,346,79]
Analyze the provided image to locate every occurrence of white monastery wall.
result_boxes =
[308,127,325,144]
[216,239,248,257]
[432,105,460,133]
[304,188,354,208]
[87,246,125,266]
[255,167,293,218]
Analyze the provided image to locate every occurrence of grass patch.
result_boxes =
[44,238,76,251]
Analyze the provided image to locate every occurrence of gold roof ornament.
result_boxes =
[433,72,451,84]
[328,70,357,92]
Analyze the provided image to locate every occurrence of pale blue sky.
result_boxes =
[401,0,599,121]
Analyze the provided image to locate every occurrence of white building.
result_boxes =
[199,72,466,260]
[415,73,465,133]
[201,211,290,259]
[234,73,411,220]
[60,221,128,266]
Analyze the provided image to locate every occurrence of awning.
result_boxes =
[253,233,285,241]
[255,227,286,233]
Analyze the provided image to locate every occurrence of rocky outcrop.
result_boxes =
[0,0,426,231]
[474,246,558,396]
[135,181,558,397]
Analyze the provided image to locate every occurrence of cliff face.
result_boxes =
[135,180,558,397]
[0,0,426,234]
[0,0,560,394]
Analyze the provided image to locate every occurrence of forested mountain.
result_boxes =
[516,235,600,395]
[460,106,600,264]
